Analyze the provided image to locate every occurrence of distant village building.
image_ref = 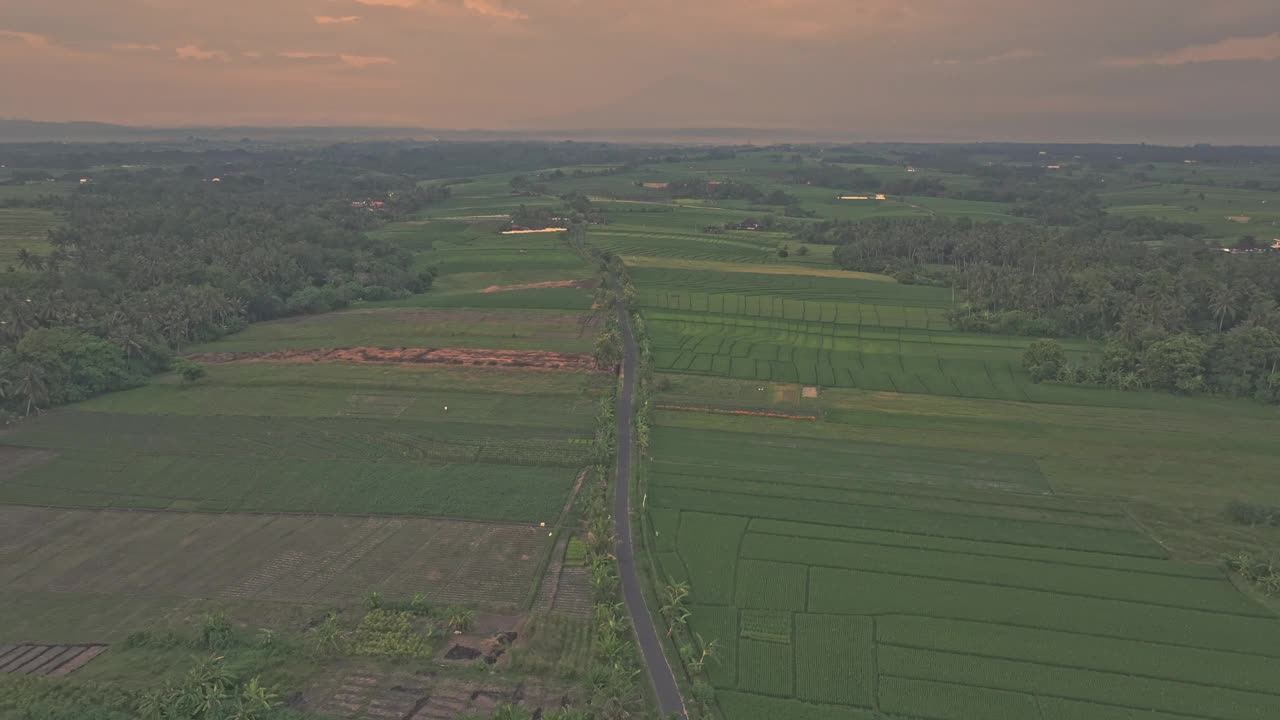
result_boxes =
[905,167,917,173]
[641,182,669,189]
[1044,165,1061,170]
[1223,241,1280,254]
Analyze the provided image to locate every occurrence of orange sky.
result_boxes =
[2,0,1279,142]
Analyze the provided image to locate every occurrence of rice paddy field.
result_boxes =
[0,207,58,269]
[644,376,1280,720]
[186,307,596,353]
[447,149,1279,720]
[629,265,1115,404]
[1101,183,1280,241]
[3,146,1278,718]
[0,361,602,521]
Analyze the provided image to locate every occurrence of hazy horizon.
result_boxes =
[3,1,1280,144]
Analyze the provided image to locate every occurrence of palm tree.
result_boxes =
[15,248,45,272]
[1209,284,1239,332]
[13,362,49,416]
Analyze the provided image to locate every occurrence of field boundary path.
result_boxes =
[613,278,688,718]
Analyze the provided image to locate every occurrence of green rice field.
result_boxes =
[628,265,1102,403]
[0,358,604,522]
[644,376,1280,720]
[0,207,59,269]
[1101,183,1280,241]
[187,306,596,353]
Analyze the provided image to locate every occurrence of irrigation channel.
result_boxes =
[612,280,687,718]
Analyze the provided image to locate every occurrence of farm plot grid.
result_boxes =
[645,423,1280,720]
[631,269,1097,403]
[646,311,1051,402]
[0,506,551,614]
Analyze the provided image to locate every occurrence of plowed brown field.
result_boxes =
[186,346,597,371]
[481,279,594,293]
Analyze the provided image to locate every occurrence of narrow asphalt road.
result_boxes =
[613,287,687,719]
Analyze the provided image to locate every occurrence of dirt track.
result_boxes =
[185,347,597,372]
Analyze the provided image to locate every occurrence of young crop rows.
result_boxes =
[650,425,1280,720]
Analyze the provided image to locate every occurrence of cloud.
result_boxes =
[353,0,417,7]
[1,28,93,61]
[111,43,162,52]
[938,48,1038,65]
[274,51,395,68]
[315,15,361,24]
[1105,32,1280,66]
[340,54,395,67]
[463,0,527,20]
[0,29,51,47]
[175,44,228,61]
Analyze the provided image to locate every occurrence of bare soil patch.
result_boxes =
[186,347,597,372]
[0,447,56,483]
[802,386,819,398]
[500,227,567,234]
[481,279,595,294]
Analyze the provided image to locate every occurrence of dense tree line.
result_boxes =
[1,152,448,418]
[815,217,1280,400]
[507,195,607,230]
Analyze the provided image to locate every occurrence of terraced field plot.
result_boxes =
[0,363,604,521]
[644,391,1280,720]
